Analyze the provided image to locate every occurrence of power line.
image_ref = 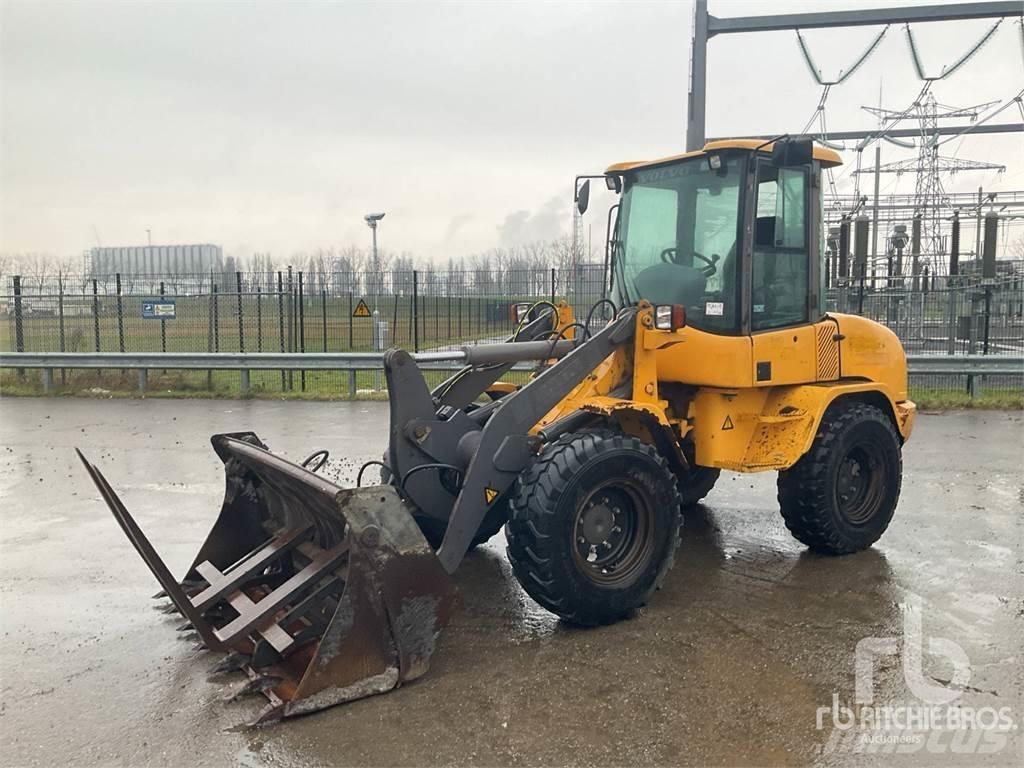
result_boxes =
[905,19,1004,81]
[795,25,889,85]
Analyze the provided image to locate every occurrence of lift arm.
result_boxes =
[435,308,638,572]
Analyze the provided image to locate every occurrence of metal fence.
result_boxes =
[3,351,1018,401]
[1,268,608,359]
[2,268,1022,399]
[825,276,1024,357]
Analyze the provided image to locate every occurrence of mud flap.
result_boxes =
[77,433,458,723]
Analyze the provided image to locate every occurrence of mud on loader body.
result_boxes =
[80,138,916,722]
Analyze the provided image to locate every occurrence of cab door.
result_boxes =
[748,160,817,385]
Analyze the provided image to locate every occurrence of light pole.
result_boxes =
[364,212,386,387]
[364,212,384,266]
[146,229,152,246]
[364,211,385,301]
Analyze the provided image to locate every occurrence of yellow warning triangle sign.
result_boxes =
[484,487,499,505]
[352,298,371,318]
[722,415,734,431]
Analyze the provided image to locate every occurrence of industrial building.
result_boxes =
[87,244,222,277]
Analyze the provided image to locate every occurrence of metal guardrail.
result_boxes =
[906,356,1024,376]
[1,351,1021,396]
[1,351,421,370]
[0,350,534,396]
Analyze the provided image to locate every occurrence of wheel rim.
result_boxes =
[836,441,886,525]
[571,479,654,585]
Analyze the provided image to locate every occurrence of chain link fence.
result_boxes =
[3,268,1021,399]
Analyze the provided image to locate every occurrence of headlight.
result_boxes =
[654,304,686,331]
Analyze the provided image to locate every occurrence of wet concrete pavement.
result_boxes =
[0,398,1021,767]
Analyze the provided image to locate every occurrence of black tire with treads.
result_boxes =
[380,457,504,550]
[505,431,682,626]
[777,401,902,554]
[677,464,720,506]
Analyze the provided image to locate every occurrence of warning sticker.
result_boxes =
[353,298,371,317]
[722,415,734,431]
[484,487,499,505]
[705,301,724,316]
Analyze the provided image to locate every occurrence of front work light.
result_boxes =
[654,304,686,331]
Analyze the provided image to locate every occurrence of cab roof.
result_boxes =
[605,139,843,174]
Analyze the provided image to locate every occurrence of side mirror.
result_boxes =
[575,179,591,215]
[512,302,531,324]
[772,137,813,167]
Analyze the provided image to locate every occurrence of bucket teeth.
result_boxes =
[77,434,459,722]
[209,651,250,677]
[151,580,202,600]
[225,674,283,703]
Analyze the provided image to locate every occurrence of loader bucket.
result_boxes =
[76,432,458,723]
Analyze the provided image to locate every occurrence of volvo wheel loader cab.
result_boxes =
[79,137,914,723]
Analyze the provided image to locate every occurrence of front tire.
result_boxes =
[777,401,902,554]
[506,431,682,626]
[676,464,720,507]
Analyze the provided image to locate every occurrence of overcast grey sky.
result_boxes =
[1,0,1021,263]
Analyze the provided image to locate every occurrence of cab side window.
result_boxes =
[751,164,809,331]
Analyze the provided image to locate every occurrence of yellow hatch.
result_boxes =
[606,138,843,173]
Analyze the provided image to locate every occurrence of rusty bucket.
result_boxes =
[77,432,458,723]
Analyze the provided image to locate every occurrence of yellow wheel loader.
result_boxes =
[79,137,915,723]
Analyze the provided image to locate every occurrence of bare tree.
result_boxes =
[53,255,78,296]
[24,253,54,294]
[0,254,11,290]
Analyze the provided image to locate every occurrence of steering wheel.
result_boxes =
[659,248,720,277]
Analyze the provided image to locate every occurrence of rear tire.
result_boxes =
[506,431,682,626]
[777,401,902,555]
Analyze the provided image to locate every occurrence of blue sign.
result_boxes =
[142,298,176,319]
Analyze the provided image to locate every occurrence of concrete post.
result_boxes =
[854,215,869,315]
[837,218,850,313]
[982,212,998,280]
[946,212,960,356]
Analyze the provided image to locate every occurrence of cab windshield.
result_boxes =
[611,152,745,332]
